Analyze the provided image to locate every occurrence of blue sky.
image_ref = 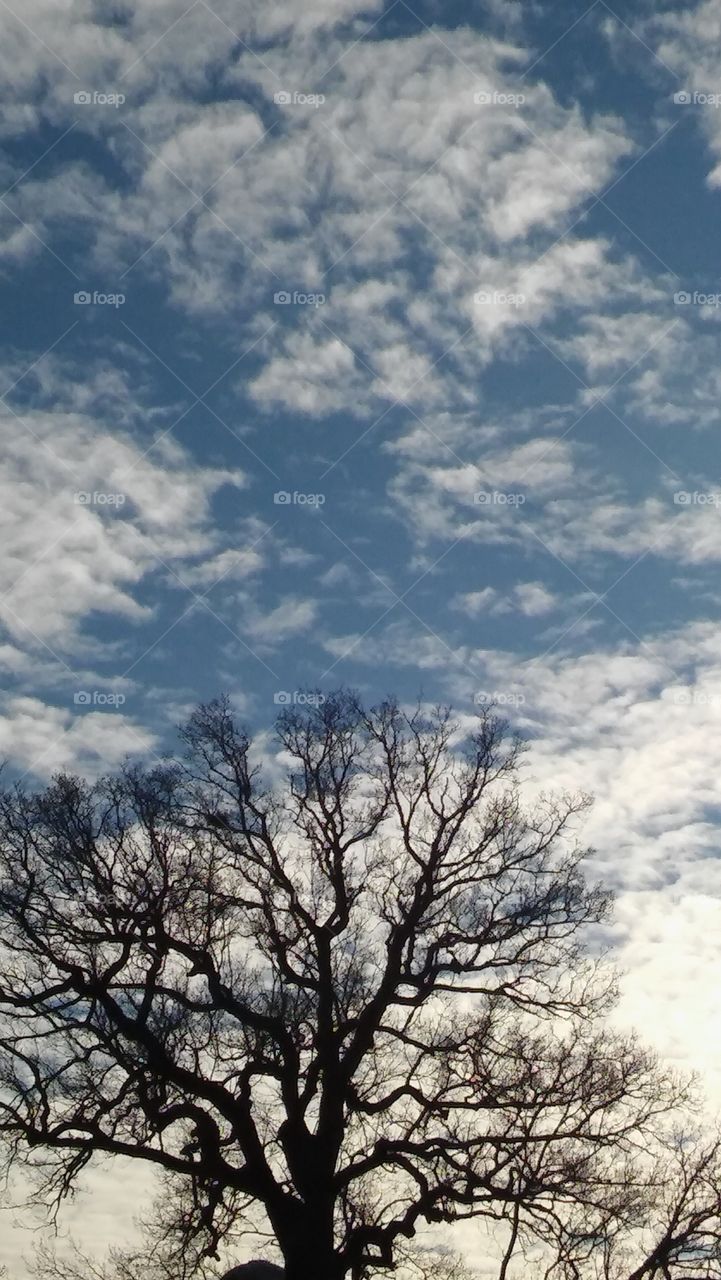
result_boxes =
[3,0,721,1264]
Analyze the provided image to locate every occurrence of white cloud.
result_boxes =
[0,14,648,419]
[452,587,501,618]
[642,0,721,190]
[244,594,319,645]
[318,614,721,1093]
[557,308,680,378]
[0,406,245,647]
[451,581,557,618]
[180,541,267,588]
[512,580,556,614]
[249,333,368,415]
[0,695,157,779]
[0,0,386,140]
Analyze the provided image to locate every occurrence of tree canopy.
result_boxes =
[0,692,719,1280]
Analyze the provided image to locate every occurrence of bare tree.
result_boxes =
[0,693,714,1280]
[30,1227,476,1280]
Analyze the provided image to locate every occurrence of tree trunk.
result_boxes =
[278,1216,345,1280]
[268,1171,346,1280]
[283,1246,345,1280]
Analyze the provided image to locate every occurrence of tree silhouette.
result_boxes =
[0,693,719,1280]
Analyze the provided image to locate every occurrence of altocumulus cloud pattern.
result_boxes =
[2,0,721,1263]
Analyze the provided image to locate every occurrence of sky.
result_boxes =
[2,0,721,1271]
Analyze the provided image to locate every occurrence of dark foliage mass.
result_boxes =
[1,693,720,1280]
